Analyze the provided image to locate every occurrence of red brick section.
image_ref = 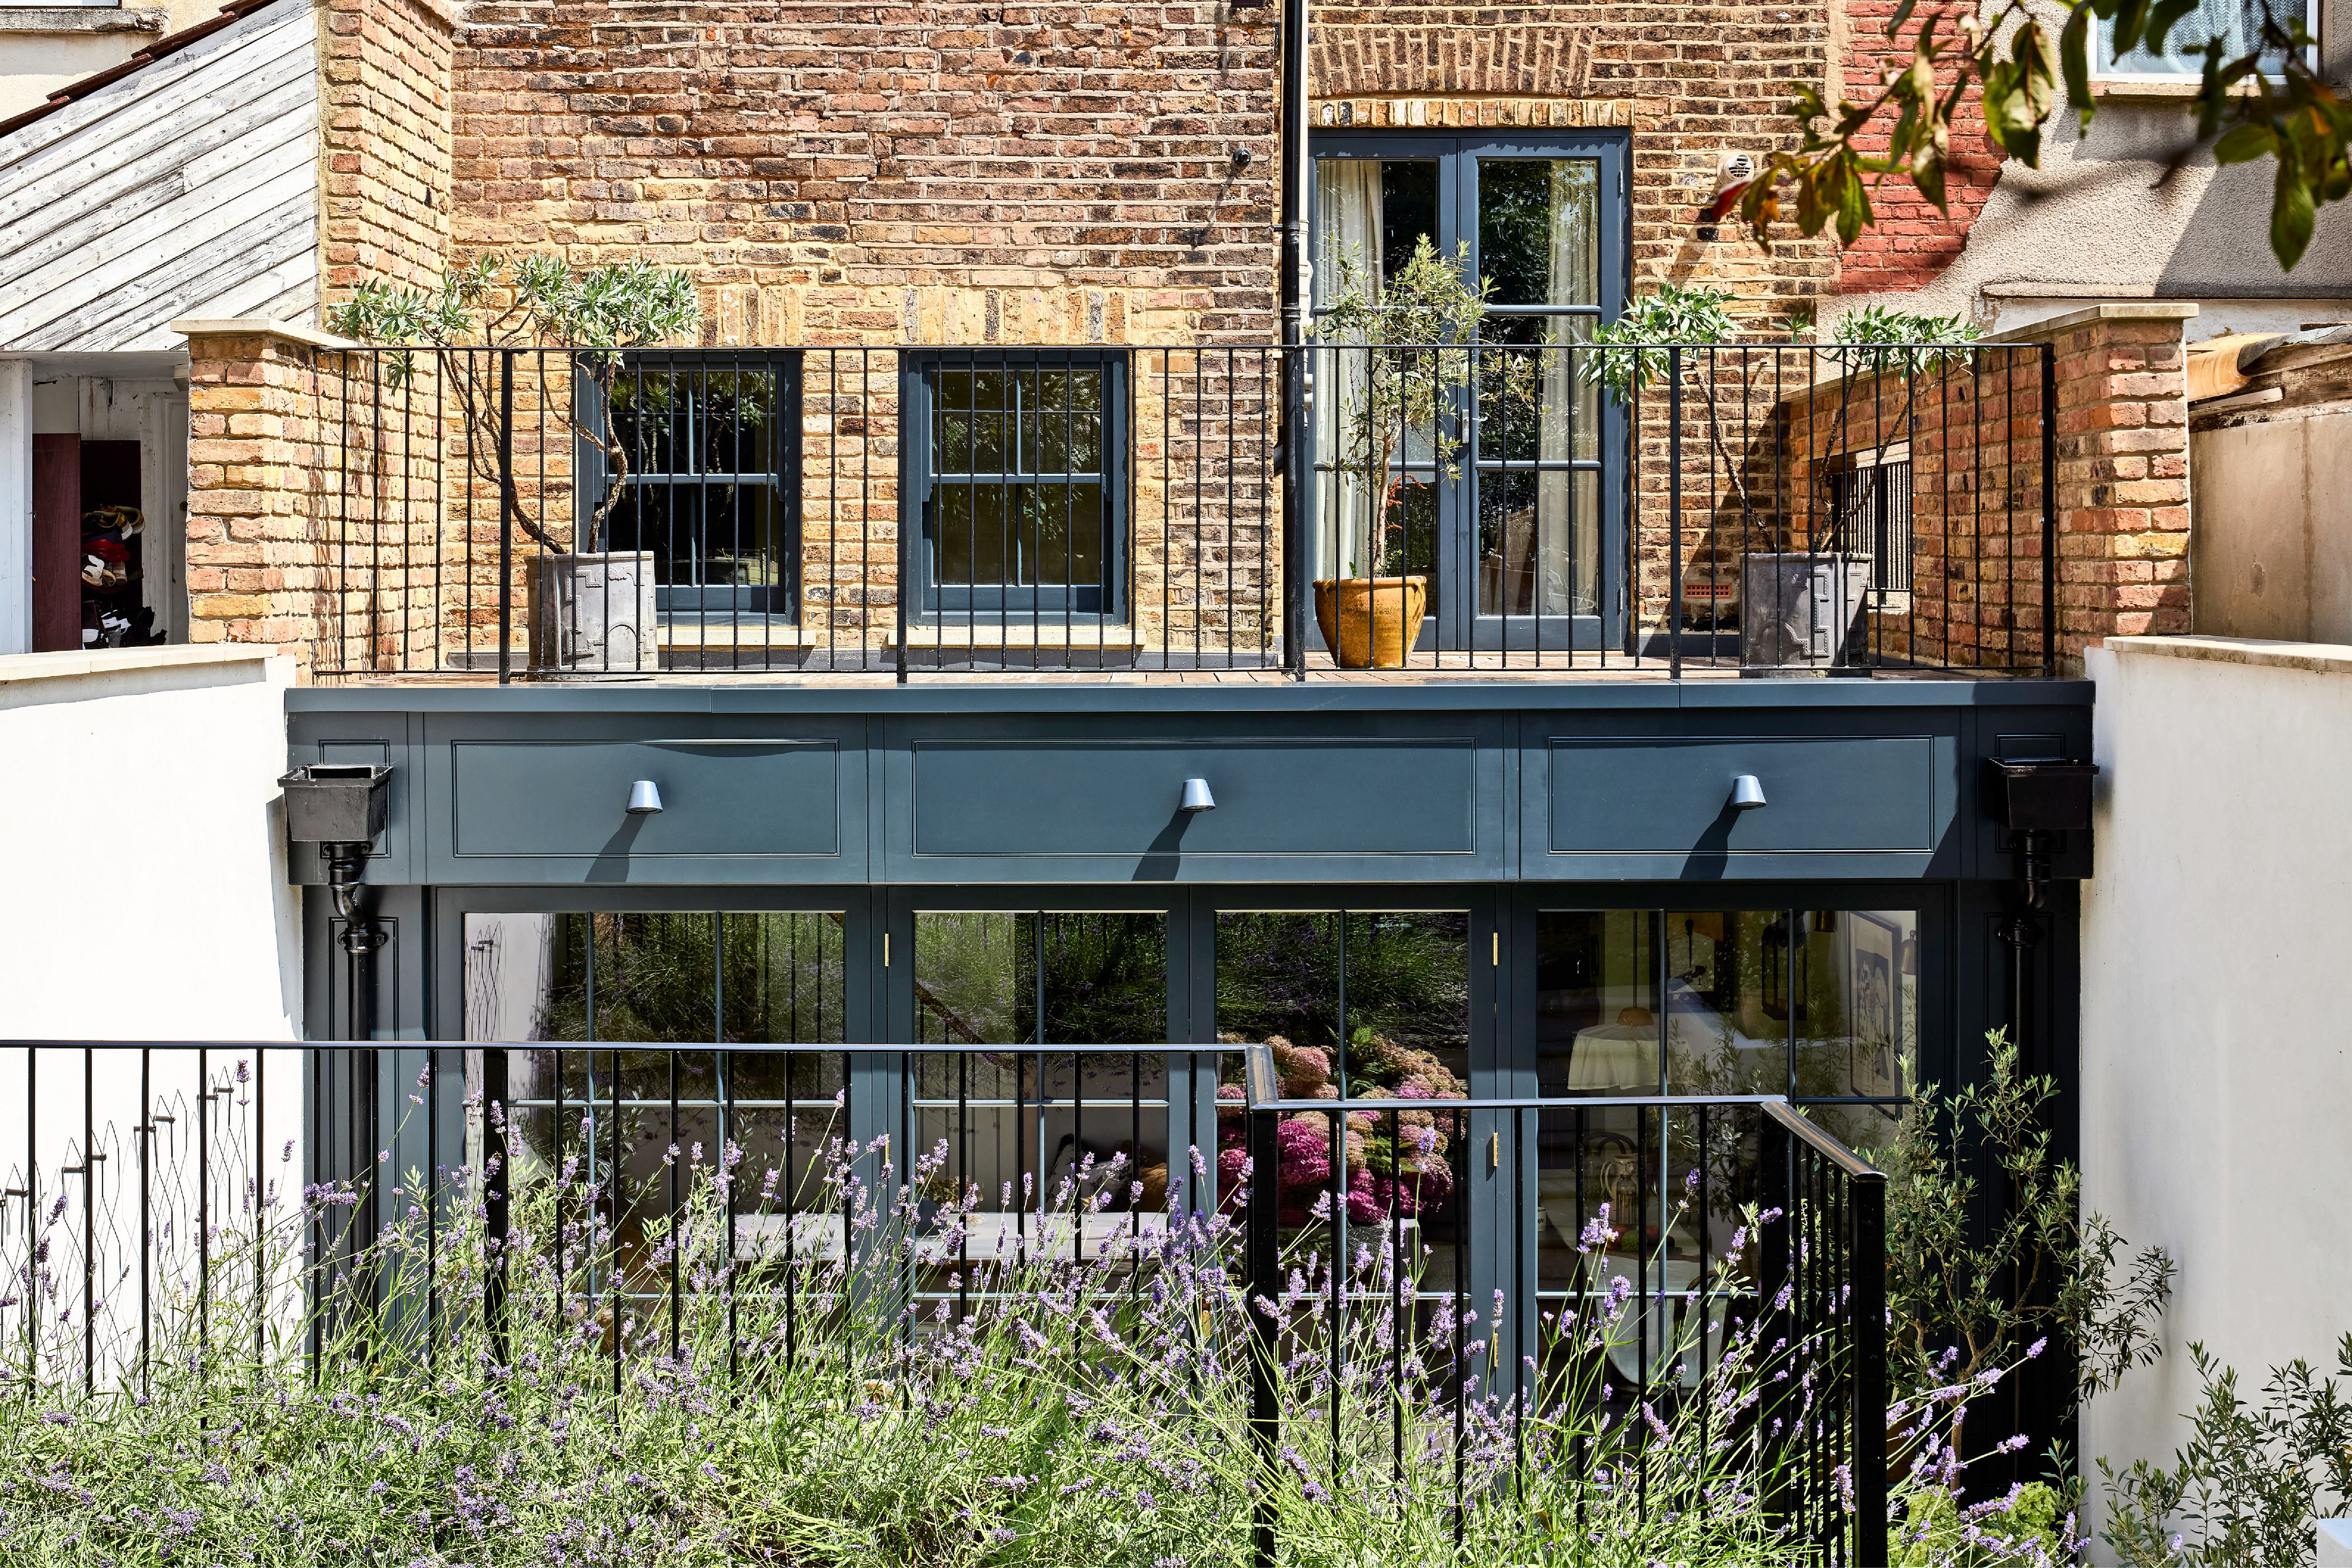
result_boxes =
[2045,307,2193,663]
[321,0,455,299]
[1779,306,2190,674]
[1833,0,1999,295]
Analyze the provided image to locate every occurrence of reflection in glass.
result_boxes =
[1661,911,1792,1097]
[930,366,1110,608]
[907,912,1172,1288]
[609,367,779,479]
[1215,909,1470,1293]
[602,365,793,617]
[606,484,788,617]
[1530,907,1917,1373]
[461,911,850,1301]
[1476,159,1599,621]
[1534,910,1657,1096]
[1478,468,1599,618]
[1476,160,1598,310]
[1311,159,1438,305]
[1794,909,1916,1101]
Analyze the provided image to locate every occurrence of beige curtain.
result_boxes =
[1313,159,1380,581]
[1537,160,1599,616]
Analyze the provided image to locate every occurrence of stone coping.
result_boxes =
[1981,302,2199,346]
[0,644,290,686]
[0,7,167,31]
[169,318,356,352]
[2106,635,2352,676]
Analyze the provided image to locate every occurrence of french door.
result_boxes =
[1309,133,1629,651]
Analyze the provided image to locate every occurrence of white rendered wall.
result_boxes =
[0,645,300,1039]
[2081,636,2352,1552]
[0,645,303,1383]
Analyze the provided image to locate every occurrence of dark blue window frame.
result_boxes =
[575,351,806,624]
[903,350,1132,622]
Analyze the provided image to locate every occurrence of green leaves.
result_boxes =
[1310,236,1496,570]
[328,255,703,352]
[2098,1337,2352,1565]
[1868,1029,2171,1416]
[1980,19,2060,165]
[2062,6,2095,133]
[2213,120,2279,163]
[2273,153,2318,269]
[1747,0,2352,278]
[1581,282,1741,404]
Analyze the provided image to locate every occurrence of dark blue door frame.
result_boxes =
[1307,131,1633,653]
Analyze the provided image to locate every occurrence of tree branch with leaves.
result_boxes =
[329,256,701,553]
[1866,1029,2176,1457]
[1723,0,2347,269]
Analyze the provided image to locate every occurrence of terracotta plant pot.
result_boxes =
[1313,575,1429,669]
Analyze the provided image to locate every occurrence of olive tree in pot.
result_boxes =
[331,256,701,677]
[1311,238,1517,668]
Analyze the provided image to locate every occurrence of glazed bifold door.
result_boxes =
[1212,907,1475,1308]
[460,910,849,1349]
[1526,907,1918,1390]
[905,910,1189,1314]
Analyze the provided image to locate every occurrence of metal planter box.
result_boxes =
[279,763,391,844]
[1740,552,1873,672]
[1982,758,2098,832]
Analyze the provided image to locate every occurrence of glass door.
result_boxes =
[1310,134,1626,652]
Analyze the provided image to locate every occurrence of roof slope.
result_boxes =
[0,0,278,140]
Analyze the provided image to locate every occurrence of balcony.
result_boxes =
[277,340,2063,685]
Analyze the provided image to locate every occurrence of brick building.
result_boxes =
[4,0,2330,1520]
[0,0,2246,669]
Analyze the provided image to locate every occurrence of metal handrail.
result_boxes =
[1240,1040,1888,1178]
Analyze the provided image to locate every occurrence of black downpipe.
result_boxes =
[329,847,383,1304]
[1277,0,1309,680]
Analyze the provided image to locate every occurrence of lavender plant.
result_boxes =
[0,1063,2038,1567]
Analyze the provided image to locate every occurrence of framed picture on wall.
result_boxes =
[1847,912,1904,1099]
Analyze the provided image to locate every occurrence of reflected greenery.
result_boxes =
[913,911,1166,1045]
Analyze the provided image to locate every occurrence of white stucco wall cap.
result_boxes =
[1981,302,2199,345]
[2319,1519,2352,1566]
[0,645,289,687]
[169,318,356,352]
[2105,633,2352,676]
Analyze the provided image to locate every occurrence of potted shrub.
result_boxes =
[1311,238,1501,668]
[1585,289,1979,671]
[331,255,701,677]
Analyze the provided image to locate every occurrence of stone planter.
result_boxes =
[526,551,658,677]
[1739,552,1872,673]
[1313,575,1429,669]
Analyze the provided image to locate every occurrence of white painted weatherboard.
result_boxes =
[0,0,319,352]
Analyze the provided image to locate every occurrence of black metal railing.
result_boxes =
[310,341,2056,682]
[1236,1041,1888,1567]
[0,1040,1884,1561]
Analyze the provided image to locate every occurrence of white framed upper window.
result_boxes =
[2097,0,2313,76]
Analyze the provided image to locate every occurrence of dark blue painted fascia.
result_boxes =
[286,680,2093,888]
